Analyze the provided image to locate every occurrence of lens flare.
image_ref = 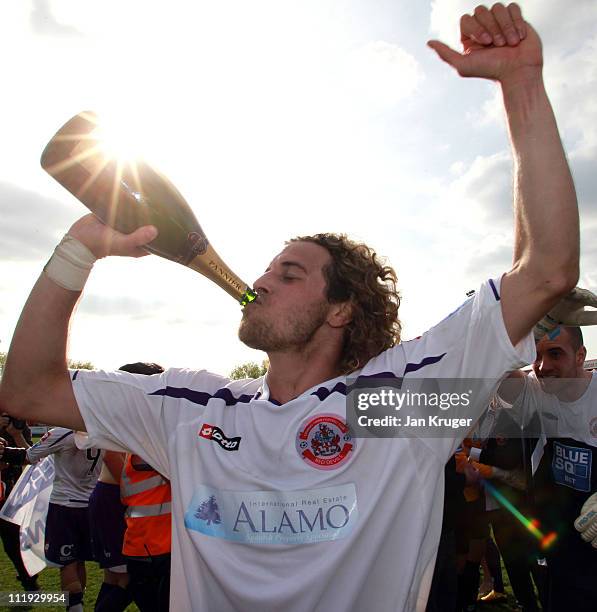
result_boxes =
[484,480,557,551]
[92,116,145,162]
[84,114,146,224]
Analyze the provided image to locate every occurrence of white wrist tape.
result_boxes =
[469,447,482,462]
[44,234,97,291]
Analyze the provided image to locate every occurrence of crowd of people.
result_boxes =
[0,3,596,611]
[426,324,597,611]
[0,361,172,611]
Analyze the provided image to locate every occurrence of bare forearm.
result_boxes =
[0,273,83,428]
[1,215,155,428]
[504,71,579,280]
[9,272,76,381]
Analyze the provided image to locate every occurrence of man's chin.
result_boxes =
[239,335,266,351]
[238,323,270,352]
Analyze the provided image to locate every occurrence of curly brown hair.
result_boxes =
[289,233,401,374]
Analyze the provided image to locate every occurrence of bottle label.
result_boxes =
[180,231,210,265]
[208,260,243,292]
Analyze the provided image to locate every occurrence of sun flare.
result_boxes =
[92,115,146,162]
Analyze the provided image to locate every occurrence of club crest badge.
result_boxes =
[590,417,597,438]
[296,413,355,471]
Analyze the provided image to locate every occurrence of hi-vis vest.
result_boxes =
[121,454,172,557]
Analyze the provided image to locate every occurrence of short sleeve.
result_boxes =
[407,276,535,380]
[71,367,231,479]
[364,276,536,463]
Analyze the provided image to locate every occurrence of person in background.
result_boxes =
[0,415,40,592]
[1,427,103,612]
[121,451,172,612]
[501,325,597,611]
[118,362,171,612]
[89,449,130,611]
[90,361,165,611]
[426,455,468,612]
[454,443,492,612]
[472,433,542,611]
[477,536,506,603]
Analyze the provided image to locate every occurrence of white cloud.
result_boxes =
[30,0,82,37]
[0,182,79,261]
[429,0,470,48]
[546,37,597,153]
[449,161,465,175]
[342,41,424,109]
[451,152,513,228]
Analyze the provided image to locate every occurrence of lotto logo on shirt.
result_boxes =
[551,442,592,492]
[198,424,241,451]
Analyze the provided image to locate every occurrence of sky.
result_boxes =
[1,0,596,375]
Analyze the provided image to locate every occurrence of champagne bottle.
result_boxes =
[40,111,256,306]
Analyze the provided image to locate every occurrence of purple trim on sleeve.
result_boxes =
[403,353,446,374]
[48,430,74,448]
[72,370,79,381]
[149,386,255,407]
[489,279,500,301]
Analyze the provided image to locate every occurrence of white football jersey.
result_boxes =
[72,277,534,611]
[515,370,597,448]
[27,427,103,507]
